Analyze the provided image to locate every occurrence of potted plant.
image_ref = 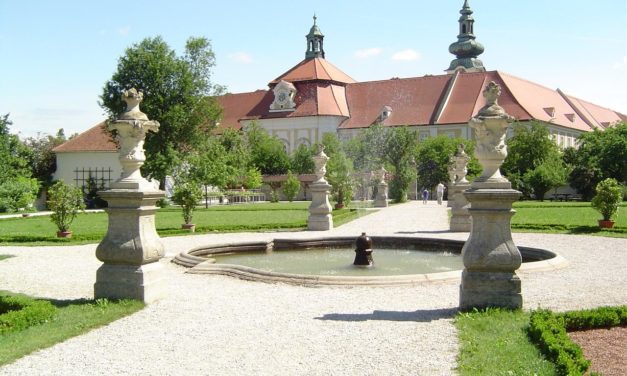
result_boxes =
[47,181,85,238]
[172,183,202,232]
[591,178,622,228]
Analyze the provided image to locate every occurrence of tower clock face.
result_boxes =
[277,91,288,103]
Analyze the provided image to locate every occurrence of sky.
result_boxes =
[1,0,626,139]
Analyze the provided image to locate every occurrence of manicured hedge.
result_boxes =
[527,306,627,376]
[0,295,57,334]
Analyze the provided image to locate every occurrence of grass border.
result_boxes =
[0,295,57,334]
[527,306,627,376]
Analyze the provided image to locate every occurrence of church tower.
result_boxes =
[305,15,325,59]
[446,0,485,73]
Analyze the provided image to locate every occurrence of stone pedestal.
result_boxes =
[308,182,333,231]
[449,183,471,232]
[374,181,388,207]
[95,189,166,303]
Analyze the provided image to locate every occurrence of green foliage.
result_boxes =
[523,157,569,200]
[323,134,355,206]
[245,123,290,175]
[171,176,202,224]
[47,181,85,232]
[385,127,417,202]
[187,136,230,190]
[268,182,281,203]
[82,176,107,209]
[290,144,315,174]
[0,177,39,212]
[455,308,557,375]
[282,171,301,202]
[567,122,627,199]
[100,36,223,186]
[23,129,67,189]
[0,295,56,335]
[0,114,32,182]
[345,123,387,171]
[591,178,623,220]
[527,307,627,376]
[243,167,263,189]
[416,136,478,191]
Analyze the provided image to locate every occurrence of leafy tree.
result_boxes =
[0,114,31,182]
[245,123,290,175]
[415,136,479,192]
[502,121,562,196]
[567,122,627,200]
[172,181,202,225]
[591,178,623,221]
[243,168,263,189]
[100,36,223,187]
[326,150,354,208]
[23,129,67,189]
[345,123,387,171]
[282,171,301,202]
[523,158,569,201]
[290,144,315,174]
[0,177,39,212]
[385,127,417,203]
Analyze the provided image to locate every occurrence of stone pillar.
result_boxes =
[308,146,333,231]
[374,167,388,208]
[94,88,166,303]
[449,144,472,232]
[460,82,522,310]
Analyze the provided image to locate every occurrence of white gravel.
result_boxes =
[0,201,625,375]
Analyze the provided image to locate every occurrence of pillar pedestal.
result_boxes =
[374,181,388,207]
[308,182,333,231]
[449,183,471,232]
[95,189,166,303]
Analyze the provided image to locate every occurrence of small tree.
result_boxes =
[282,171,301,202]
[326,151,354,208]
[523,158,569,201]
[47,181,85,234]
[172,180,202,225]
[591,178,622,222]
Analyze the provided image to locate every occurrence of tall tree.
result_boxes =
[385,127,417,202]
[0,114,31,181]
[415,136,479,191]
[245,123,290,175]
[290,144,315,174]
[23,129,67,189]
[100,36,223,187]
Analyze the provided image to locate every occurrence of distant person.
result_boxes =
[422,188,429,204]
[436,182,445,205]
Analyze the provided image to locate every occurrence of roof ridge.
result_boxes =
[493,71,533,119]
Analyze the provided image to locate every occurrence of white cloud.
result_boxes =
[612,56,627,69]
[391,49,421,61]
[354,47,382,59]
[228,52,253,64]
[116,26,131,36]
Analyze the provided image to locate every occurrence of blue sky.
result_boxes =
[1,0,626,138]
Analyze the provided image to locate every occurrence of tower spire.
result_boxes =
[446,0,485,73]
[305,14,325,59]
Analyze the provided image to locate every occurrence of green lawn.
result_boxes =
[512,201,626,237]
[0,202,370,245]
[0,292,143,366]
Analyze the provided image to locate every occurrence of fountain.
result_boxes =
[173,235,564,287]
[353,233,374,267]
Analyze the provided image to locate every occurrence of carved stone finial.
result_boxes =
[120,88,148,121]
[313,145,330,183]
[476,81,510,118]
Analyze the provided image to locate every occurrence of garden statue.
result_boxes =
[353,232,374,267]
[460,81,523,310]
[308,145,333,230]
[449,144,472,231]
[374,166,388,208]
[94,88,166,304]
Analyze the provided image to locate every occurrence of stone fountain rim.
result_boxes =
[172,236,568,287]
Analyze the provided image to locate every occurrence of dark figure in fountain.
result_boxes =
[354,232,374,267]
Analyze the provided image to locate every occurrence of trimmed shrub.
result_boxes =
[0,295,57,334]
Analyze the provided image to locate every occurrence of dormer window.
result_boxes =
[378,106,392,122]
[543,107,556,118]
[564,113,576,122]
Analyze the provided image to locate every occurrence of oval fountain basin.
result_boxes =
[174,236,566,287]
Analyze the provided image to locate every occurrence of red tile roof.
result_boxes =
[558,91,624,130]
[270,58,356,85]
[52,122,117,153]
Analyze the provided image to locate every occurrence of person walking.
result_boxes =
[436,182,445,205]
[422,188,429,204]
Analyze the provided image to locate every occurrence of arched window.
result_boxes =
[462,24,467,34]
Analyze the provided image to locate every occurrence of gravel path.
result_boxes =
[0,201,625,375]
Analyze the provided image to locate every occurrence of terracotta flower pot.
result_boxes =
[181,223,196,232]
[56,231,72,238]
[598,220,615,229]
[335,203,345,209]
[22,213,31,218]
